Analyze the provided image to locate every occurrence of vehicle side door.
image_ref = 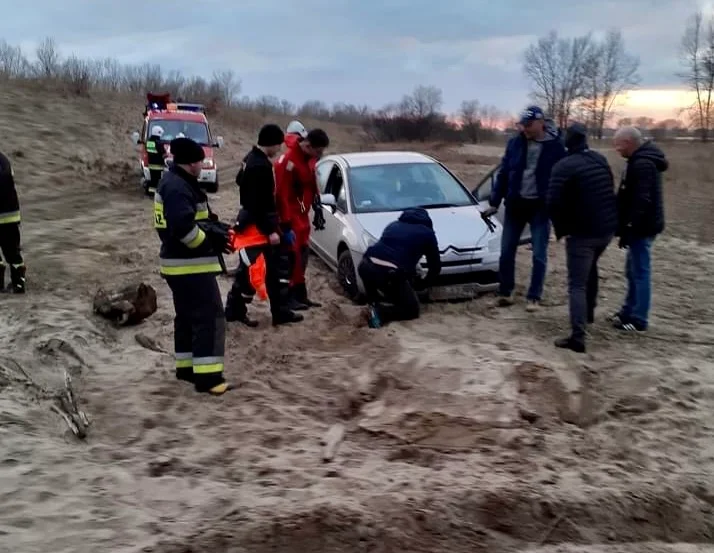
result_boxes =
[310,160,335,261]
[472,164,531,245]
[319,162,350,266]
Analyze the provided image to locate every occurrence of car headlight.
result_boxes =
[488,236,501,252]
[362,231,377,249]
[202,158,214,169]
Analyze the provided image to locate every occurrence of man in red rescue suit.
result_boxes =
[224,124,304,327]
[0,150,25,293]
[274,128,330,310]
[154,137,233,396]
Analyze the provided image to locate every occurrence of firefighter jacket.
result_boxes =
[0,151,20,225]
[146,134,166,170]
[154,165,222,276]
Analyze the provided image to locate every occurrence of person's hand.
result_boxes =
[313,208,326,231]
[208,212,219,222]
[481,206,498,218]
[268,232,281,246]
[618,236,629,249]
[282,230,296,246]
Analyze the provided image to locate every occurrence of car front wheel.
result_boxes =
[337,250,364,303]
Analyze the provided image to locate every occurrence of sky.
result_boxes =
[2,0,709,120]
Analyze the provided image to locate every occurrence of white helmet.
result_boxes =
[286,120,307,138]
[151,125,164,137]
[176,132,186,138]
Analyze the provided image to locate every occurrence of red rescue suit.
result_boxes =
[274,134,318,285]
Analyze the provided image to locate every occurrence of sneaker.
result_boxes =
[609,311,625,324]
[554,336,586,353]
[613,319,647,332]
[286,298,309,312]
[495,294,514,307]
[525,299,540,312]
[366,305,382,329]
[272,310,305,326]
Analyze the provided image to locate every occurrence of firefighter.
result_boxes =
[274,128,330,310]
[0,150,25,294]
[225,124,304,327]
[145,125,166,196]
[154,137,233,395]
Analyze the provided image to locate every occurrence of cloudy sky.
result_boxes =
[4,0,707,117]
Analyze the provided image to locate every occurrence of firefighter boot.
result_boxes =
[10,265,25,294]
[293,282,321,308]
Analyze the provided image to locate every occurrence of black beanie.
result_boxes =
[170,137,205,164]
[258,124,285,147]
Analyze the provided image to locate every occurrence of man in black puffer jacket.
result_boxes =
[547,122,618,352]
[612,126,668,332]
[357,207,441,328]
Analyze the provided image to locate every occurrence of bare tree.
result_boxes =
[399,85,443,118]
[254,95,283,116]
[679,11,714,141]
[459,100,482,142]
[35,37,61,78]
[210,70,241,106]
[0,39,30,78]
[523,31,593,128]
[582,30,640,138]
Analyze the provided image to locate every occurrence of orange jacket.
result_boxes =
[228,225,269,300]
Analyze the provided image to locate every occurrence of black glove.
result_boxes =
[313,207,326,231]
[618,235,629,250]
[208,211,219,222]
[198,221,233,254]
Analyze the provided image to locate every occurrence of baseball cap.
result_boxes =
[519,105,545,125]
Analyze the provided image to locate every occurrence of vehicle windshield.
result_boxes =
[148,120,210,145]
[347,162,475,213]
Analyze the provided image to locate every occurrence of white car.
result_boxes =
[309,151,503,302]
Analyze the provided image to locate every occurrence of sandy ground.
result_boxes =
[2,83,714,552]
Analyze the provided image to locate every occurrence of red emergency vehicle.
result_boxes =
[131,93,225,193]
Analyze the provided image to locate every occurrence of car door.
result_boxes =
[310,159,334,262]
[318,163,350,267]
[472,164,532,245]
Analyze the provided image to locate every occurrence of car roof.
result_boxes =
[327,151,437,168]
[147,111,207,123]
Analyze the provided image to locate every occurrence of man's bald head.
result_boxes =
[614,126,643,158]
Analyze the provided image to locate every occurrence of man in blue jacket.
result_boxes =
[483,106,566,311]
[357,208,441,328]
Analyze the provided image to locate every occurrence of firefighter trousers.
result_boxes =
[147,169,162,195]
[0,222,25,291]
[165,273,226,392]
[225,244,293,320]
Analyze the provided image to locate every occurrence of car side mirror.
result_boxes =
[214,136,224,148]
[131,131,141,145]
[321,193,337,213]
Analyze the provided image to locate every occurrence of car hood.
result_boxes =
[356,206,493,251]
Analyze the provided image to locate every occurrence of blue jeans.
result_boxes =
[620,237,654,327]
[499,200,551,301]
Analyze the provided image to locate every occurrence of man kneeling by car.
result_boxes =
[358,207,441,328]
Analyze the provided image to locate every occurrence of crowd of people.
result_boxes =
[0,104,669,396]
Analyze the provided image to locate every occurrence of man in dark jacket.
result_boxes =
[0,150,25,293]
[483,106,566,311]
[357,208,441,328]
[154,137,233,395]
[547,123,618,352]
[145,125,166,196]
[225,124,303,327]
[612,126,668,332]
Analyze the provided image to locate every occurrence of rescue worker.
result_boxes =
[274,128,330,310]
[285,120,326,234]
[225,124,304,327]
[145,125,166,196]
[357,207,441,328]
[154,137,232,395]
[0,150,25,294]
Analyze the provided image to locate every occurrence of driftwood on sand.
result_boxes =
[93,282,157,326]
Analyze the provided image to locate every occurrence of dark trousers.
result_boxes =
[147,170,162,195]
[358,257,420,323]
[225,244,292,320]
[0,222,23,267]
[566,235,613,343]
[499,198,551,300]
[165,274,226,392]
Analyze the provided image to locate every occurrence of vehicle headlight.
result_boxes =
[362,231,377,249]
[202,158,214,169]
[488,236,501,252]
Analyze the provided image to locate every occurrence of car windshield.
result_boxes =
[347,162,475,213]
[149,120,210,145]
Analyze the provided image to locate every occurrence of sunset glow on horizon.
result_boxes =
[612,88,694,122]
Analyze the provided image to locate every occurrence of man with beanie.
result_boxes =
[274,128,330,311]
[482,106,566,311]
[226,124,304,327]
[547,122,618,353]
[154,137,233,395]
[0,150,25,293]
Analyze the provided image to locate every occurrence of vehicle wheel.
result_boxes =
[337,250,363,303]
